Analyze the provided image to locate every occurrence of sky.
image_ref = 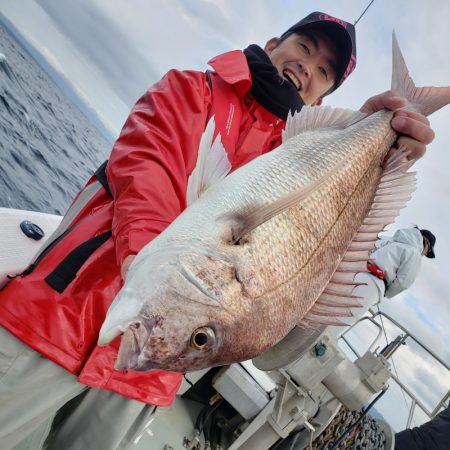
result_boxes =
[1,0,449,431]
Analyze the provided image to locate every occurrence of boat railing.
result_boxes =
[338,309,449,427]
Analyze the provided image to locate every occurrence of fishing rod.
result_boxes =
[354,0,377,26]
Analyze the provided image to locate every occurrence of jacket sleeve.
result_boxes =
[106,69,211,266]
[394,404,450,450]
[384,245,422,298]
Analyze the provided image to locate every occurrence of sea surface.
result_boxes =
[0,23,111,215]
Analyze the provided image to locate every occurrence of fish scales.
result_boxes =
[231,111,394,295]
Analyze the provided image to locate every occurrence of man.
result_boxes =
[369,227,436,297]
[340,227,436,328]
[0,11,434,450]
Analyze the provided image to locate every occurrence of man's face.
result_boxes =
[265,30,339,105]
[422,237,430,256]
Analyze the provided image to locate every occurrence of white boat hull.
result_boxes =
[0,207,62,288]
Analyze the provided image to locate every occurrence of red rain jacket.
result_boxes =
[0,50,286,406]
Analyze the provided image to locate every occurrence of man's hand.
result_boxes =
[360,90,435,160]
[121,254,136,281]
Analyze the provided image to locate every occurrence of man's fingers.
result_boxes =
[360,91,435,162]
[391,114,435,145]
[391,109,434,161]
[396,136,426,160]
[394,109,430,126]
[360,90,406,114]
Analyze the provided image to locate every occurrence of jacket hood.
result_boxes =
[392,228,423,252]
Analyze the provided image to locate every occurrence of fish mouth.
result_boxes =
[114,316,185,372]
[114,318,155,370]
[283,69,302,91]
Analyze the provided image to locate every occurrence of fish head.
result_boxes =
[100,248,251,372]
[115,310,226,373]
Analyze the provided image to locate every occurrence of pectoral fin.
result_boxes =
[186,117,231,205]
[222,162,344,244]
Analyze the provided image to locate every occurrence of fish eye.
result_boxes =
[190,327,215,351]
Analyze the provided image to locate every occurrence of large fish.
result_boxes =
[98,34,450,372]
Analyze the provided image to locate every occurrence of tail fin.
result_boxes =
[392,31,450,116]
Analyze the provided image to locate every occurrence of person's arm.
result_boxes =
[106,69,211,273]
[395,404,450,450]
[360,90,435,160]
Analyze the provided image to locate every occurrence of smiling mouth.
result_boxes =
[283,69,301,91]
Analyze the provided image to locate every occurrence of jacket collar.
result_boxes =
[208,50,252,96]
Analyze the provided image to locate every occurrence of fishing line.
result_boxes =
[354,0,377,26]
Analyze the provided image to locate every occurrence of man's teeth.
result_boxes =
[283,70,300,90]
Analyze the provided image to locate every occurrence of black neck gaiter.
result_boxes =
[243,44,304,120]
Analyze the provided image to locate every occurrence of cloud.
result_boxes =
[35,0,160,107]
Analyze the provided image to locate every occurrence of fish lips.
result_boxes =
[114,317,157,371]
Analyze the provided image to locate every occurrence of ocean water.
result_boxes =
[0,24,111,215]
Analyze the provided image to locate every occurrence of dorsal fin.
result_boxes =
[186,117,231,205]
[299,145,416,328]
[282,106,366,142]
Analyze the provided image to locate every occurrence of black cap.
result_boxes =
[280,11,357,93]
[420,229,436,258]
